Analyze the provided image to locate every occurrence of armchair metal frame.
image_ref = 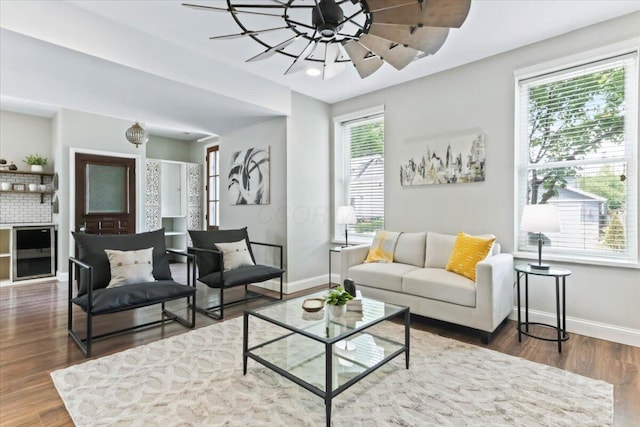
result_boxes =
[189,241,283,320]
[68,249,196,357]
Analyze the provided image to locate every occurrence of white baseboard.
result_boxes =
[252,275,328,294]
[285,275,328,294]
[57,271,69,282]
[509,307,640,347]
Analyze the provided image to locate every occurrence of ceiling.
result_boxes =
[1,1,640,138]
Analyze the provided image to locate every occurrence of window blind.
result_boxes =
[341,114,385,236]
[516,53,638,262]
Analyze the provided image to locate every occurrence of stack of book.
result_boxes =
[346,290,363,312]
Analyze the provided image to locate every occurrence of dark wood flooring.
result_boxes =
[1,264,638,426]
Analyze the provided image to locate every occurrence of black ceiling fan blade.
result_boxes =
[182,3,284,17]
[343,40,384,79]
[358,34,418,70]
[370,0,471,28]
[369,24,449,54]
[247,35,301,62]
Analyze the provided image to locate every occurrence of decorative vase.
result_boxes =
[30,165,43,172]
[328,304,346,318]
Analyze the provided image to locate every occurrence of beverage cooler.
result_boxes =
[12,226,55,281]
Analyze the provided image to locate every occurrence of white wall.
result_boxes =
[146,135,193,163]
[218,118,288,275]
[0,110,52,171]
[285,92,331,287]
[331,12,640,344]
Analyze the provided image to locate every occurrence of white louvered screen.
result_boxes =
[341,114,385,239]
[516,52,638,262]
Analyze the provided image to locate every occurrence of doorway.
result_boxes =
[74,153,136,235]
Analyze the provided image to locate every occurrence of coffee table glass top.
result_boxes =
[247,290,406,342]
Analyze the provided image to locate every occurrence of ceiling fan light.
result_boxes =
[306,67,322,77]
[125,122,149,147]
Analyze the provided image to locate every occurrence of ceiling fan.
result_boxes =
[183,0,471,79]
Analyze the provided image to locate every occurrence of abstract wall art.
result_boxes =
[228,146,270,205]
[400,131,486,186]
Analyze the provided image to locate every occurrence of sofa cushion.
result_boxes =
[347,262,420,292]
[402,268,476,308]
[365,230,400,263]
[394,232,426,267]
[426,232,498,268]
[425,232,456,268]
[446,232,496,281]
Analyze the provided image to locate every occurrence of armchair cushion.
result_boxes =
[72,229,172,295]
[198,264,284,289]
[105,247,155,288]
[71,280,195,315]
[215,240,255,271]
[189,228,254,276]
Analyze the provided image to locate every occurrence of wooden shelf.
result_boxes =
[0,170,54,177]
[0,190,53,194]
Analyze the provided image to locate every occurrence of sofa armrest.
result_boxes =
[339,244,370,284]
[475,253,514,331]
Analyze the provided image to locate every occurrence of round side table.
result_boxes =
[515,264,571,353]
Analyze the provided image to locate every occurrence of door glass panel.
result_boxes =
[86,164,127,213]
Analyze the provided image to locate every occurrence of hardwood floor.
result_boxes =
[1,265,638,426]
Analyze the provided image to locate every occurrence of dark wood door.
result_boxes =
[75,153,136,235]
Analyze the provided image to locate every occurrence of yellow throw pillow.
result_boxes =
[364,230,401,263]
[445,232,496,282]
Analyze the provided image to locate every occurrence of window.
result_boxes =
[515,52,638,264]
[206,145,220,229]
[334,108,385,243]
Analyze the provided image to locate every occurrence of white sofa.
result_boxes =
[340,232,514,342]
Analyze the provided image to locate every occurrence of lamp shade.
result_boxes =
[336,206,357,225]
[520,204,561,233]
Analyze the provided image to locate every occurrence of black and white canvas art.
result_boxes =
[400,131,486,186]
[228,146,270,205]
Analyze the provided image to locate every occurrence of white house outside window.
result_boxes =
[515,51,638,264]
[334,108,385,244]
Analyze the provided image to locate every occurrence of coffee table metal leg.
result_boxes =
[404,309,410,369]
[517,273,522,342]
[243,312,249,375]
[556,276,562,353]
[525,273,529,332]
[325,342,332,427]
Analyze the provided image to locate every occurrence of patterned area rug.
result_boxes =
[51,317,612,426]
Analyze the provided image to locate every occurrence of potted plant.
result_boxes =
[23,154,47,172]
[324,286,354,318]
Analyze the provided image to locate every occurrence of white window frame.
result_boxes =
[333,105,385,245]
[514,39,640,268]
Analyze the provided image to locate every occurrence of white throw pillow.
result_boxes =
[215,240,255,271]
[105,247,154,288]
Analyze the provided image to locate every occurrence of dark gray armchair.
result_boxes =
[69,229,196,357]
[189,228,284,319]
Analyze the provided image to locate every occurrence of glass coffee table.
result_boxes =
[243,291,410,427]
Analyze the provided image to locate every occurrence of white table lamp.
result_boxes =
[336,206,357,246]
[520,204,561,270]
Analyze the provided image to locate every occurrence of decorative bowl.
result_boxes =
[28,183,39,191]
[302,298,325,313]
